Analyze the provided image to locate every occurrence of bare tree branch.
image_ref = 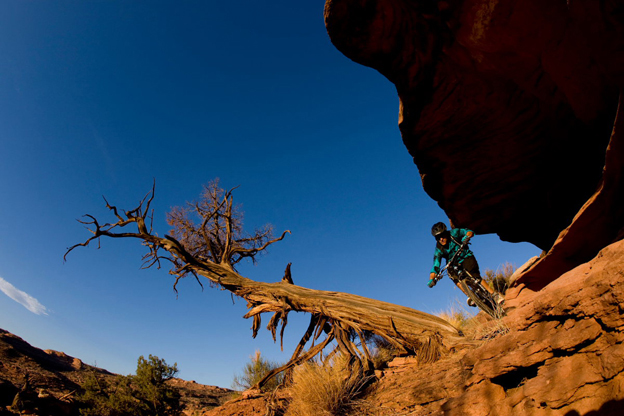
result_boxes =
[66,181,467,391]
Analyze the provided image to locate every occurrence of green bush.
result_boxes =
[232,350,283,392]
[79,355,180,416]
[134,355,180,415]
[79,373,138,416]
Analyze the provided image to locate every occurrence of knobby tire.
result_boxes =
[458,279,501,319]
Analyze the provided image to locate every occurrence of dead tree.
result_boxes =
[65,181,465,390]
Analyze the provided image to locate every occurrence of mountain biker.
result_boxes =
[427,222,504,306]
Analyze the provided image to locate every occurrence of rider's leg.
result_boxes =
[481,280,495,294]
[454,281,477,307]
[462,256,503,303]
[450,270,476,306]
[454,281,470,296]
[448,270,466,294]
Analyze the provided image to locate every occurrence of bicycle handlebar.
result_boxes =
[435,239,470,280]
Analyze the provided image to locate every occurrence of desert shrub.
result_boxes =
[231,350,283,392]
[483,262,516,294]
[368,334,399,370]
[465,314,510,340]
[435,300,511,340]
[436,300,509,341]
[79,373,139,416]
[285,354,370,416]
[133,355,180,415]
[436,305,475,332]
[79,355,180,416]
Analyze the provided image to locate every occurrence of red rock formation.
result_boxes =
[367,239,624,415]
[325,0,624,256]
[199,4,624,414]
[515,92,624,289]
[202,240,624,415]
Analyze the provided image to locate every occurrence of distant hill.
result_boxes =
[0,328,232,415]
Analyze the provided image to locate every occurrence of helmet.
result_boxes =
[431,222,447,238]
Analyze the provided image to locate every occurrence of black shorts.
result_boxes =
[461,256,481,280]
[449,255,481,281]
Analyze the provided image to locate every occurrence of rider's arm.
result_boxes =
[461,229,474,243]
[428,253,440,287]
[428,249,444,287]
[430,249,442,275]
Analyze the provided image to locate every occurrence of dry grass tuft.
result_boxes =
[435,304,475,332]
[483,262,516,294]
[463,306,509,341]
[285,354,371,416]
[369,335,400,370]
[436,300,509,341]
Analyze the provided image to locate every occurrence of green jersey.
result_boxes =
[430,228,474,275]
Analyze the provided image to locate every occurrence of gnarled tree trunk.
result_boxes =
[65,183,464,389]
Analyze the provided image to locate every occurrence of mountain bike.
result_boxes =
[431,243,504,318]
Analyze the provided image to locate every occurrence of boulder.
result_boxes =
[325,0,624,268]
[367,239,624,415]
[514,93,624,289]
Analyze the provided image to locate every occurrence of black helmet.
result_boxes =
[431,222,448,238]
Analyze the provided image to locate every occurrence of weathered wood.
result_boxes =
[66,182,464,390]
[198,262,461,345]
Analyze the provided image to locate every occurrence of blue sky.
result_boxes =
[0,1,539,388]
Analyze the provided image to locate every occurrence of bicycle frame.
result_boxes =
[434,240,472,284]
[433,241,502,318]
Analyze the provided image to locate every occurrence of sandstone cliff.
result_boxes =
[368,239,624,415]
[8,241,619,416]
[5,2,623,415]
[325,0,624,285]
[205,239,624,415]
[198,2,624,414]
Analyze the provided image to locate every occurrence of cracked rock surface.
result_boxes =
[366,239,624,415]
